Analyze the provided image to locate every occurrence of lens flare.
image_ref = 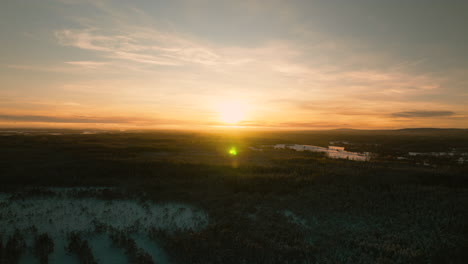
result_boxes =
[228,147,237,156]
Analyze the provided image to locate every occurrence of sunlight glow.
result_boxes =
[217,100,248,124]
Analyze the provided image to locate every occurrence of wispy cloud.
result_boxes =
[0,114,141,124]
[51,4,446,104]
[65,61,109,69]
[276,121,350,128]
[0,113,215,128]
[392,111,455,118]
[55,27,229,67]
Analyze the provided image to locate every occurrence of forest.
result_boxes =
[1,129,467,263]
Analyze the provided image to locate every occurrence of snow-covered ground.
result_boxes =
[0,197,208,236]
[0,189,208,263]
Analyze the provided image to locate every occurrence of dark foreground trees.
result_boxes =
[2,231,26,264]
[67,233,96,264]
[34,233,54,264]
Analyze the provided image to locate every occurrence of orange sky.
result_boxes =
[1,0,467,130]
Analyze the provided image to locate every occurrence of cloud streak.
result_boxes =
[0,114,139,124]
[392,111,455,118]
[55,27,227,67]
[0,113,215,128]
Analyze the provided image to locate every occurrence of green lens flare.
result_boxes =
[229,147,237,156]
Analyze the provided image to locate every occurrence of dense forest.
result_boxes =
[1,129,467,263]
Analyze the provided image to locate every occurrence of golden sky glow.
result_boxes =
[216,100,249,124]
[1,0,467,129]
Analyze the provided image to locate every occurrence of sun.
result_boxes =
[217,100,247,124]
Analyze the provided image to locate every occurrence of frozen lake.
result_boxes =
[273,144,371,161]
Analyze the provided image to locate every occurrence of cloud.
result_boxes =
[55,27,226,67]
[392,111,455,118]
[0,114,220,128]
[202,120,349,129]
[0,114,147,124]
[276,121,349,128]
[50,4,446,103]
[65,61,109,69]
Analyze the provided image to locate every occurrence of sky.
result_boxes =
[1,0,467,130]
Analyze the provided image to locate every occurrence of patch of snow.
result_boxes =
[283,210,308,228]
[89,234,128,264]
[329,146,345,151]
[18,234,40,264]
[132,234,170,264]
[248,146,262,151]
[49,236,79,264]
[0,198,208,237]
[409,151,456,157]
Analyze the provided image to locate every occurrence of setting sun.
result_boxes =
[217,101,248,124]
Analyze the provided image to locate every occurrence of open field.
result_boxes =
[1,129,468,263]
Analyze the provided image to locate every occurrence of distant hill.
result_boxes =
[296,128,468,137]
[329,128,360,132]
[329,128,467,132]
[396,128,467,132]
